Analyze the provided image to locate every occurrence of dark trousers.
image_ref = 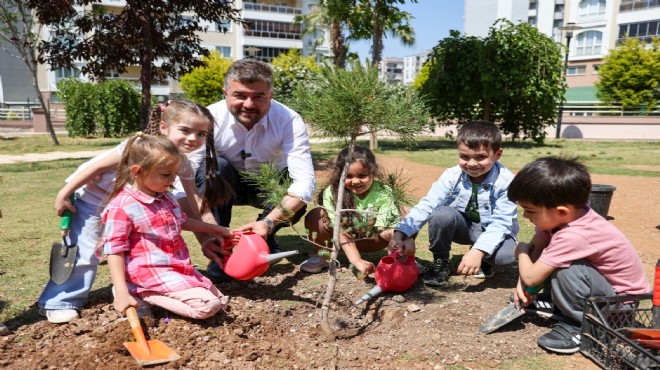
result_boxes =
[427,206,516,266]
[196,156,306,234]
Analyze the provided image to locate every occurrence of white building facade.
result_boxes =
[1,0,331,106]
[464,0,660,91]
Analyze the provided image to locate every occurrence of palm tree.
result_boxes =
[295,0,355,68]
[355,0,416,67]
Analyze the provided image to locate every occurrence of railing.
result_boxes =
[619,0,660,12]
[243,2,302,15]
[562,103,660,116]
[0,107,67,121]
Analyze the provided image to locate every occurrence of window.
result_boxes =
[575,31,602,56]
[578,0,606,21]
[243,45,294,62]
[592,64,601,74]
[216,46,231,58]
[55,67,80,82]
[528,16,537,26]
[105,70,120,79]
[244,19,301,40]
[529,1,537,10]
[217,18,232,33]
[618,21,660,43]
[567,65,587,75]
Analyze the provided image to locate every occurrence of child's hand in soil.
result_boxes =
[353,259,376,276]
[456,248,485,276]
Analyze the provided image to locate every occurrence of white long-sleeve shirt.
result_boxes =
[186,99,316,202]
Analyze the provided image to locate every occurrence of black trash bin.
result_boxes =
[589,184,616,218]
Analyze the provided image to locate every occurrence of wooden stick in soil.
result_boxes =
[320,141,354,337]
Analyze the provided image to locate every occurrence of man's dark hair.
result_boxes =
[224,59,273,90]
[456,120,502,152]
[508,156,592,208]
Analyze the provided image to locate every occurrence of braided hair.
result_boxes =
[145,100,233,207]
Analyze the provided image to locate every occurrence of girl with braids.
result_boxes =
[102,134,229,319]
[37,100,230,324]
[301,147,404,276]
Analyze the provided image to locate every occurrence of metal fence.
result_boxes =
[562,103,660,116]
[0,107,67,121]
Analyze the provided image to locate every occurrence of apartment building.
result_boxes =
[402,50,430,85]
[0,0,329,107]
[377,49,429,85]
[464,0,660,99]
[379,57,404,84]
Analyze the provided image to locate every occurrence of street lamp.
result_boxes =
[556,22,583,139]
[244,46,261,59]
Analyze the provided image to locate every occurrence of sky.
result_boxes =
[349,0,465,61]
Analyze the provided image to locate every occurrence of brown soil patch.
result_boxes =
[1,157,657,369]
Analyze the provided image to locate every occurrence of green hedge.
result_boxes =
[57,78,140,138]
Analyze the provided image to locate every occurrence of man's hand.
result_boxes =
[457,248,485,276]
[235,221,270,240]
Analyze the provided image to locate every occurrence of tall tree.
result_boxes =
[353,0,416,67]
[423,20,565,143]
[295,0,355,68]
[27,0,242,129]
[0,0,59,145]
[596,38,660,112]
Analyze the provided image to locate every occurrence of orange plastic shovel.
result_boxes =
[123,307,180,366]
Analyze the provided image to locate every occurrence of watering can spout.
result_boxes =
[265,250,299,264]
[354,286,383,306]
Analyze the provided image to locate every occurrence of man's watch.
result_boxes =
[261,217,275,234]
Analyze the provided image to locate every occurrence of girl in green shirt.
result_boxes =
[301,147,403,276]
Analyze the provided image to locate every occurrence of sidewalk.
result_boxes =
[0,150,107,165]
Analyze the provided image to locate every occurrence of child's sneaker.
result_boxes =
[423,259,451,286]
[300,254,329,273]
[537,321,581,354]
[474,261,495,279]
[0,322,9,336]
[40,308,79,324]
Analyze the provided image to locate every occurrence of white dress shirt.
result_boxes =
[186,99,316,202]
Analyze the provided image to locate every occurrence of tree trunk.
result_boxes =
[138,9,153,130]
[28,51,59,145]
[329,19,345,69]
[368,14,385,151]
[482,99,491,122]
[320,139,355,337]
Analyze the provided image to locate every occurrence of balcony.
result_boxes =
[620,0,660,12]
[243,2,302,15]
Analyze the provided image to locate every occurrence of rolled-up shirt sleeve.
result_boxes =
[102,205,132,255]
[284,115,316,202]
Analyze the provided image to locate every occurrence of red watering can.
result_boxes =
[354,250,419,305]
[223,231,299,280]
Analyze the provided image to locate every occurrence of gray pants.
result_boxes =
[427,206,516,265]
[551,260,617,324]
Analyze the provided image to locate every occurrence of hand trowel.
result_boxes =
[49,195,78,284]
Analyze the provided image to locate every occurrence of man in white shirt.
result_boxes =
[187,59,316,282]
